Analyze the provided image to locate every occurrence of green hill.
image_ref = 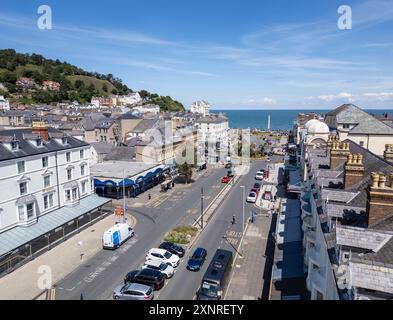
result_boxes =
[0,49,185,111]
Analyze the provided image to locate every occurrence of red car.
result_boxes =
[221,176,231,183]
[250,188,259,195]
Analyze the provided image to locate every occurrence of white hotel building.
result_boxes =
[0,123,110,275]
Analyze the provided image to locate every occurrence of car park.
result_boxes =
[113,282,154,300]
[143,260,175,278]
[124,268,165,290]
[159,242,185,258]
[146,248,180,268]
[246,192,257,203]
[187,247,207,271]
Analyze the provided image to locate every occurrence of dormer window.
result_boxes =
[36,138,42,147]
[62,137,68,145]
[11,141,19,151]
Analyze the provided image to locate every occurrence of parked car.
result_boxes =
[227,170,234,178]
[124,270,140,284]
[255,171,264,180]
[225,162,232,168]
[250,187,259,195]
[102,223,134,249]
[253,182,261,190]
[159,242,185,257]
[246,192,257,203]
[146,248,180,268]
[187,247,207,271]
[143,259,175,278]
[124,268,166,290]
[221,176,231,183]
[113,282,154,300]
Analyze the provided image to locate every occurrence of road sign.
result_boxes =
[114,207,124,216]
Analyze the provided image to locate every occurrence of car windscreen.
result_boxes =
[248,193,256,197]
[164,251,172,259]
[160,263,168,270]
[200,281,218,298]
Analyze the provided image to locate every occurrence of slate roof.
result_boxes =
[103,146,135,161]
[0,128,88,161]
[325,104,393,135]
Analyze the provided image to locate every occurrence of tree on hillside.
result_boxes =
[102,83,108,93]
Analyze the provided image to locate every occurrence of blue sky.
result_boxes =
[1,0,393,109]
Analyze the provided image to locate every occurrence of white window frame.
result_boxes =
[67,168,72,181]
[18,205,25,221]
[66,152,71,162]
[65,190,71,202]
[72,188,78,200]
[42,156,49,168]
[17,160,25,174]
[19,181,27,195]
[44,175,51,188]
[80,149,84,159]
[26,203,34,219]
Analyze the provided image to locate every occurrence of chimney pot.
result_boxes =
[371,172,380,188]
[347,154,353,164]
[378,173,387,188]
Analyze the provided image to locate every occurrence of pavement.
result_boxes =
[225,214,273,300]
[0,207,136,300]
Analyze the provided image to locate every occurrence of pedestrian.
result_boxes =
[172,181,175,188]
[148,193,151,201]
[232,215,236,224]
[80,293,84,300]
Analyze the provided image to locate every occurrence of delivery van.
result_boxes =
[102,223,134,249]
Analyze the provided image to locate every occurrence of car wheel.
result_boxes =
[114,295,120,300]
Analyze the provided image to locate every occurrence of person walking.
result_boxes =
[148,193,151,201]
[232,215,236,224]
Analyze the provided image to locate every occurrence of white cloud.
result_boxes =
[247,97,277,105]
[363,92,393,100]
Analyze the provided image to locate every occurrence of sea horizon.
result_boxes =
[209,108,393,130]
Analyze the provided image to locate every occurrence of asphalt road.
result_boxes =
[156,160,266,300]
[55,165,228,300]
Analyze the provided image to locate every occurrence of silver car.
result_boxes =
[113,282,154,300]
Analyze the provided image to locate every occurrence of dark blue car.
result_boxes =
[187,248,207,271]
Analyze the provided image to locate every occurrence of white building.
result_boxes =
[117,93,142,106]
[325,104,393,156]
[190,100,210,117]
[132,104,160,115]
[195,114,229,164]
[0,96,10,111]
[0,123,110,275]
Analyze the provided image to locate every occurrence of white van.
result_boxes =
[102,223,134,249]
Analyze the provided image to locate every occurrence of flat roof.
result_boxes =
[91,161,164,181]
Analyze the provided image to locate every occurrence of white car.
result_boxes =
[146,248,180,268]
[255,171,264,180]
[247,192,257,203]
[143,259,175,278]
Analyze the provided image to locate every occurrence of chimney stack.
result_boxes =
[330,140,350,169]
[384,144,393,164]
[32,121,49,141]
[366,172,393,227]
[344,153,365,189]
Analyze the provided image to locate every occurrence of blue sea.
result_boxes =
[211,109,393,131]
